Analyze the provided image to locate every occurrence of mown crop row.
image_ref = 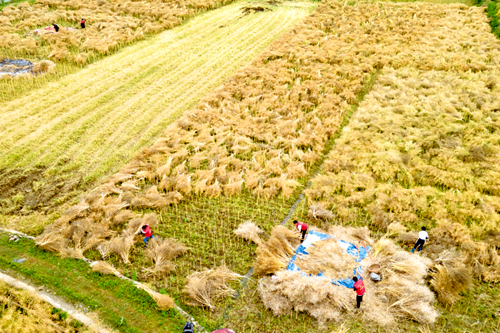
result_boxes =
[0,0,235,64]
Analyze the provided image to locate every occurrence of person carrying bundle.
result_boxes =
[411,226,429,253]
[352,276,365,309]
[293,220,308,243]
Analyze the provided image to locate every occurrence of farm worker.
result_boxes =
[81,19,85,29]
[352,276,365,309]
[293,220,308,242]
[52,23,59,32]
[139,224,154,248]
[411,226,429,253]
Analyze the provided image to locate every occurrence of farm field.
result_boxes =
[1,0,500,332]
[0,0,316,234]
[0,278,91,333]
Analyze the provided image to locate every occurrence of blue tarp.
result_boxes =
[286,230,370,289]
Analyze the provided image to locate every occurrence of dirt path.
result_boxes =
[0,0,315,218]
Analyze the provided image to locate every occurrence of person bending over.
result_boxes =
[411,226,429,253]
[293,220,308,243]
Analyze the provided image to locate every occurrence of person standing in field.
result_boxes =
[293,220,308,243]
[137,224,154,248]
[80,19,85,29]
[352,276,365,309]
[411,226,429,253]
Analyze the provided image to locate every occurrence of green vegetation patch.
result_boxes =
[0,234,185,333]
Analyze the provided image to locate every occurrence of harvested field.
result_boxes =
[0,0,314,232]
[4,0,500,331]
[305,69,500,282]
[0,0,236,64]
[302,0,500,311]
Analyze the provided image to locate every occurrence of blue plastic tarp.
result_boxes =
[286,230,370,289]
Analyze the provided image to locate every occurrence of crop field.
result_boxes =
[1,0,500,332]
[0,0,235,64]
[0,0,315,233]
[0,280,90,333]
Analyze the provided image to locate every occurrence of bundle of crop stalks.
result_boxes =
[429,251,471,305]
[143,237,187,279]
[136,283,175,310]
[258,226,438,327]
[182,266,243,309]
[233,221,264,245]
[90,260,121,278]
[253,225,301,277]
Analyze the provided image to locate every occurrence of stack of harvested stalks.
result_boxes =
[257,225,438,327]
[253,225,301,277]
[233,221,264,245]
[182,266,243,309]
[388,220,500,305]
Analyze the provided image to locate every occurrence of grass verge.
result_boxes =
[0,233,186,333]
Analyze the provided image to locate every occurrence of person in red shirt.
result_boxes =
[352,276,365,308]
[140,224,154,248]
[80,19,85,29]
[293,220,308,243]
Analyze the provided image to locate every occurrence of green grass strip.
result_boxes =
[0,234,185,333]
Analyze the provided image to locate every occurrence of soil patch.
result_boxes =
[241,6,272,15]
[0,167,82,214]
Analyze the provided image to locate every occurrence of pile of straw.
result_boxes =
[253,225,301,277]
[294,238,358,281]
[258,226,438,327]
[90,260,121,278]
[144,237,187,279]
[234,221,264,245]
[136,283,175,310]
[182,266,243,309]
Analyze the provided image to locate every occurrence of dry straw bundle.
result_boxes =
[136,283,175,310]
[143,237,188,279]
[257,226,438,327]
[233,221,264,245]
[90,260,121,278]
[253,225,301,277]
[182,266,243,309]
